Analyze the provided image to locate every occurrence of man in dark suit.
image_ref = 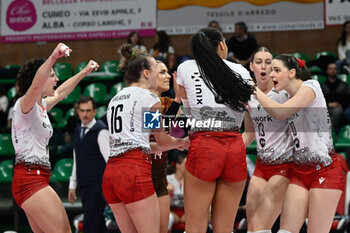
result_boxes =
[68,96,109,233]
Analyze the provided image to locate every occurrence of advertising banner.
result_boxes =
[1,0,157,43]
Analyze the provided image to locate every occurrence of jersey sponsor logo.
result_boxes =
[191,72,203,105]
[259,138,266,147]
[294,138,300,148]
[42,122,52,129]
[257,146,275,154]
[143,110,161,129]
[252,115,272,123]
[319,177,326,184]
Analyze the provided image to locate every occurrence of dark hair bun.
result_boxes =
[120,44,134,59]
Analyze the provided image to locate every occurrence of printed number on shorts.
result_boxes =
[110,104,124,134]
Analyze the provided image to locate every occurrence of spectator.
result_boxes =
[321,63,350,130]
[126,31,147,52]
[161,53,179,98]
[149,30,175,62]
[0,84,9,131]
[227,21,258,68]
[336,21,350,74]
[68,96,109,233]
[208,20,222,32]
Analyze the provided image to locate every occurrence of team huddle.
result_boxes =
[10,27,344,233]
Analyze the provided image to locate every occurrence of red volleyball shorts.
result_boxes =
[253,159,293,181]
[186,131,247,183]
[290,155,345,191]
[12,164,51,207]
[102,149,155,204]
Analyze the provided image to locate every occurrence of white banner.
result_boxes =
[325,0,350,26]
[1,0,157,43]
[157,1,324,35]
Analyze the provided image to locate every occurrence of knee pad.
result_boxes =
[278,230,292,233]
[168,212,175,230]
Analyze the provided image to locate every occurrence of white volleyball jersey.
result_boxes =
[288,80,334,167]
[177,59,252,131]
[12,98,53,169]
[107,86,160,157]
[247,89,293,164]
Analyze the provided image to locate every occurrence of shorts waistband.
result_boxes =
[15,163,51,174]
[294,155,337,171]
[189,130,240,140]
[109,148,151,162]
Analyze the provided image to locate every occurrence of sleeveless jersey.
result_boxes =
[288,80,334,167]
[177,59,252,131]
[12,98,53,169]
[247,89,293,164]
[107,86,160,157]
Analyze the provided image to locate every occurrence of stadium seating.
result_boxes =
[96,106,107,119]
[7,86,17,102]
[65,107,75,121]
[0,134,15,157]
[0,160,13,183]
[75,61,92,82]
[308,66,324,75]
[94,60,122,82]
[311,74,326,84]
[313,51,337,61]
[338,74,350,85]
[83,83,108,105]
[49,107,66,129]
[0,64,20,85]
[54,62,73,82]
[291,52,310,63]
[50,158,73,182]
[59,86,81,105]
[109,82,127,99]
[335,125,350,149]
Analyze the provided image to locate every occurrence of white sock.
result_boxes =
[254,231,272,233]
[168,212,175,230]
[278,230,292,233]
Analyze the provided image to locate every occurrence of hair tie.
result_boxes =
[131,51,135,57]
[296,58,305,68]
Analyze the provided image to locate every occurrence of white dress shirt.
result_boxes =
[69,118,109,189]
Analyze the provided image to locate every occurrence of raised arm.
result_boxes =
[255,85,316,120]
[173,72,181,104]
[20,43,70,114]
[46,60,99,111]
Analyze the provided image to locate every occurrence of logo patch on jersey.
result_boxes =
[143,110,161,129]
[319,177,326,184]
